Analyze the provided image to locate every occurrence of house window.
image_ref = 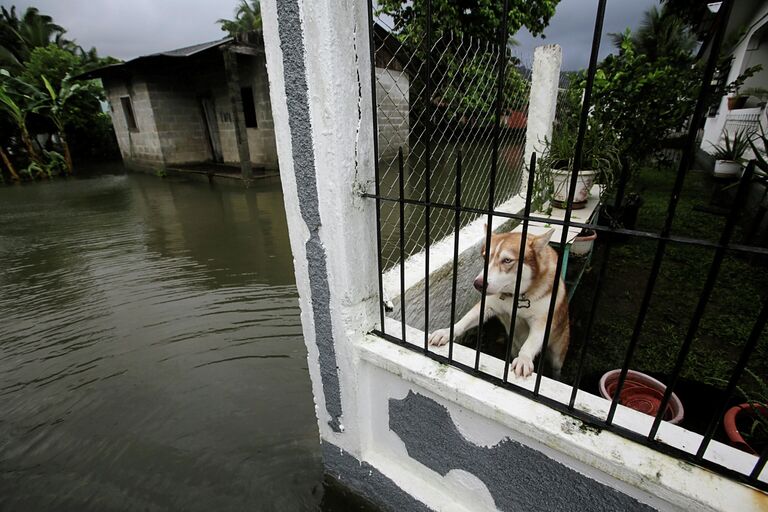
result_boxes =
[120,96,138,132]
[240,86,258,128]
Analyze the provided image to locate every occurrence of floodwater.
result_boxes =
[0,170,344,511]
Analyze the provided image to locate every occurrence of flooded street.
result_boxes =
[0,172,328,511]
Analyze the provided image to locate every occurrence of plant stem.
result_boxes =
[60,133,73,174]
[0,145,20,182]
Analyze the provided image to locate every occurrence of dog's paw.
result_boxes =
[428,328,450,347]
[511,356,534,378]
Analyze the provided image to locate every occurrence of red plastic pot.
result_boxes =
[599,369,684,424]
[723,403,768,455]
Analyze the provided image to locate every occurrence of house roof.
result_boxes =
[144,38,233,58]
[76,37,233,80]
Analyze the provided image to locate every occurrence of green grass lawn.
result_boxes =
[564,164,768,434]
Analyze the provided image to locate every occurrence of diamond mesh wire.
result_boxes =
[373,18,533,269]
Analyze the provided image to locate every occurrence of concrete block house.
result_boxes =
[373,23,409,158]
[84,28,409,180]
[81,34,277,179]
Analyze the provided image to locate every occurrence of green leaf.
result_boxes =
[41,74,56,100]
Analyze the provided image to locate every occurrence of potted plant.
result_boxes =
[710,129,750,178]
[538,121,621,211]
[723,369,768,455]
[723,64,763,110]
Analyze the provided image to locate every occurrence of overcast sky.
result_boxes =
[5,0,657,69]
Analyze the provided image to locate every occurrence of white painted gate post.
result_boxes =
[523,44,562,188]
[260,0,378,459]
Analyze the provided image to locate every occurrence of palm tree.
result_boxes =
[610,5,696,63]
[218,0,262,37]
[0,6,68,69]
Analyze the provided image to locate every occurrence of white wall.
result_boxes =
[702,1,768,150]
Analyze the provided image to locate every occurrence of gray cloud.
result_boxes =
[5,0,238,60]
[516,0,658,70]
[5,0,656,68]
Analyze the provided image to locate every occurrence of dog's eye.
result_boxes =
[502,258,514,264]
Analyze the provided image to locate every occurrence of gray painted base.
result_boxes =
[322,441,432,512]
[390,391,658,512]
[276,0,343,431]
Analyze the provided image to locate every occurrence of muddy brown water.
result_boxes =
[0,170,366,511]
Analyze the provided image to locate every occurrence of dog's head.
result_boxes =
[473,227,555,295]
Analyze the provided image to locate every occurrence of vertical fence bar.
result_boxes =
[696,291,768,459]
[607,0,735,424]
[399,147,407,344]
[448,150,462,361]
[648,162,754,440]
[533,0,607,395]
[366,0,385,332]
[474,0,510,371]
[568,239,613,409]
[752,447,768,481]
[503,153,536,381]
[423,0,433,353]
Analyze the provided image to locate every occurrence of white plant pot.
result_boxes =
[552,169,597,209]
[571,230,597,257]
[713,160,742,179]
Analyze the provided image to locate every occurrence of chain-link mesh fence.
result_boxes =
[373,19,533,269]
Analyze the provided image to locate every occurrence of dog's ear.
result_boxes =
[533,228,555,252]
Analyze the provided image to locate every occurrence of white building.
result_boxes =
[701,0,768,156]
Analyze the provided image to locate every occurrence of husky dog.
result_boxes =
[428,228,569,379]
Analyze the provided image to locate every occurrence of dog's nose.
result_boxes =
[473,276,485,291]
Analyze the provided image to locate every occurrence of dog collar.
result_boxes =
[499,293,530,308]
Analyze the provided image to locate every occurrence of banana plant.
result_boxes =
[0,69,45,166]
[40,74,82,174]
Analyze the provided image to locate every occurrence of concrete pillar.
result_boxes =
[261,0,378,450]
[223,49,253,179]
[524,44,562,187]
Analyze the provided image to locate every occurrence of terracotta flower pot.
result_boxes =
[727,96,747,110]
[599,369,684,424]
[723,403,768,455]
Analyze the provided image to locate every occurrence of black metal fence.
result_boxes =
[365,0,768,491]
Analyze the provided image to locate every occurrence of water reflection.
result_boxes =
[0,173,324,511]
